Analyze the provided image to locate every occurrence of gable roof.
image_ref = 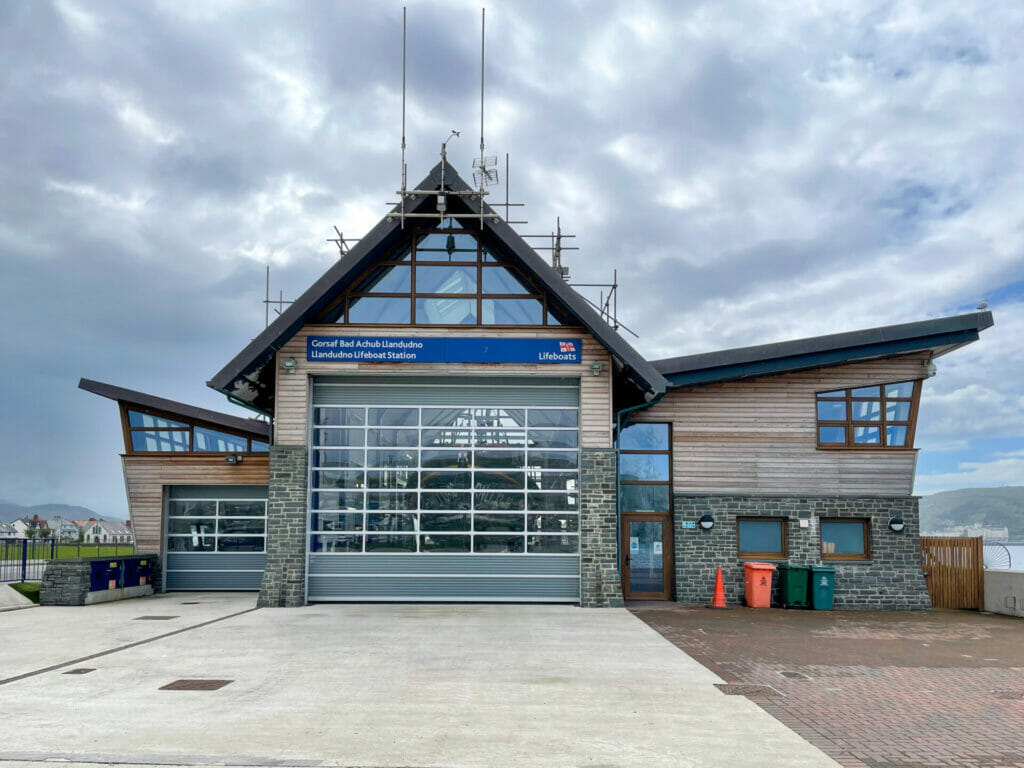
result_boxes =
[79,378,270,439]
[207,163,668,412]
[652,311,994,388]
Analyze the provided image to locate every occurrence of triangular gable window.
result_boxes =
[319,223,568,327]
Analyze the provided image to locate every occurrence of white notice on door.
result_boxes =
[653,541,663,555]
[630,537,639,553]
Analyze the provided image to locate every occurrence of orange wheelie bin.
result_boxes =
[743,562,777,608]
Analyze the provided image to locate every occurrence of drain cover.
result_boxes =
[715,684,782,697]
[160,679,233,691]
[134,616,179,621]
[62,668,95,675]
[180,602,201,605]
[780,670,811,680]
[992,690,1024,700]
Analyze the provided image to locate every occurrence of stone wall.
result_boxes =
[40,554,160,606]
[672,495,931,610]
[580,448,623,608]
[257,445,308,607]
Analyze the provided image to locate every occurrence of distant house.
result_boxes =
[83,520,133,545]
[47,516,82,542]
[0,521,15,538]
[11,515,49,538]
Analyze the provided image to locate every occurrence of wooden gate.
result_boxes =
[920,536,985,610]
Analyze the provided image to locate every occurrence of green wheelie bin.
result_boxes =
[778,563,810,608]
[810,565,836,610]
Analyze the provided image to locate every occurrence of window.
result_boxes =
[816,380,920,449]
[820,519,870,561]
[737,517,787,559]
[319,219,570,327]
[123,408,268,455]
[618,423,671,513]
[166,499,267,552]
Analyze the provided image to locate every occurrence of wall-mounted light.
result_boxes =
[888,516,905,533]
[281,357,297,374]
[224,455,244,465]
[699,514,715,531]
[590,360,604,377]
[926,361,937,378]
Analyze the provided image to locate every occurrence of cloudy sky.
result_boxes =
[2,0,1022,517]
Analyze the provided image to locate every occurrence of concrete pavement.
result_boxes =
[0,583,34,611]
[0,593,839,768]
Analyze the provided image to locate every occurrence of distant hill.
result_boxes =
[920,487,1024,539]
[0,500,110,524]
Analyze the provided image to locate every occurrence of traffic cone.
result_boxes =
[706,566,730,609]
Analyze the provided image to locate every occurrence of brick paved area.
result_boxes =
[630,603,1024,768]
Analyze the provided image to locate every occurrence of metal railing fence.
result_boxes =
[0,538,56,583]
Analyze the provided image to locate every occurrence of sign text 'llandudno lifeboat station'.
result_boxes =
[81,162,993,609]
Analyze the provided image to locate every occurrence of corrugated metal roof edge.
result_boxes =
[79,378,270,439]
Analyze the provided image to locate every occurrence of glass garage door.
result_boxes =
[307,376,581,602]
[164,485,268,590]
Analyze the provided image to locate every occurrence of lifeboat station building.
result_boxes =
[81,163,993,610]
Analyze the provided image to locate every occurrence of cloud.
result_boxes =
[1,0,1023,514]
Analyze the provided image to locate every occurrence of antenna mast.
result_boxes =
[399,6,408,227]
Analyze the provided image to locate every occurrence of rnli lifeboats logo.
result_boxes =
[559,341,576,353]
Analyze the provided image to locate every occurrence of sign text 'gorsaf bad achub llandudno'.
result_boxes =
[306,336,583,364]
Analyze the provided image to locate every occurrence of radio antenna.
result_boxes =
[472,7,498,228]
[399,7,408,227]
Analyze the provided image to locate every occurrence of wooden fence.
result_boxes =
[920,536,985,610]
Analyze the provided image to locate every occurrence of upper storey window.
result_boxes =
[320,219,567,327]
[816,381,920,449]
[124,408,269,455]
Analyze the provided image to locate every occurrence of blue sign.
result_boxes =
[307,336,583,364]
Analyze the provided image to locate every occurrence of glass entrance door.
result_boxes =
[622,515,672,599]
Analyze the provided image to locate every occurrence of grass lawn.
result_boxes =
[54,544,135,559]
[9,581,40,603]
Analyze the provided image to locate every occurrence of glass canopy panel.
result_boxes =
[128,411,188,429]
[131,430,190,452]
[416,298,477,324]
[886,382,915,398]
[481,266,531,294]
[482,299,544,325]
[347,296,411,324]
[416,232,477,261]
[194,427,249,453]
[886,425,908,446]
[353,265,411,293]
[415,265,477,294]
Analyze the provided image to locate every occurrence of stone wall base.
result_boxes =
[672,495,931,610]
[580,448,623,608]
[257,445,308,608]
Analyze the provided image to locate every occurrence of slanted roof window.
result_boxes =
[123,408,268,455]
[816,380,920,449]
[320,223,561,327]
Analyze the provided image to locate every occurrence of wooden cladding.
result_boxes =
[274,324,613,449]
[631,354,930,495]
[121,454,269,553]
[920,536,984,610]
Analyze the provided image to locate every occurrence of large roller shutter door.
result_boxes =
[307,376,581,602]
[164,485,268,590]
